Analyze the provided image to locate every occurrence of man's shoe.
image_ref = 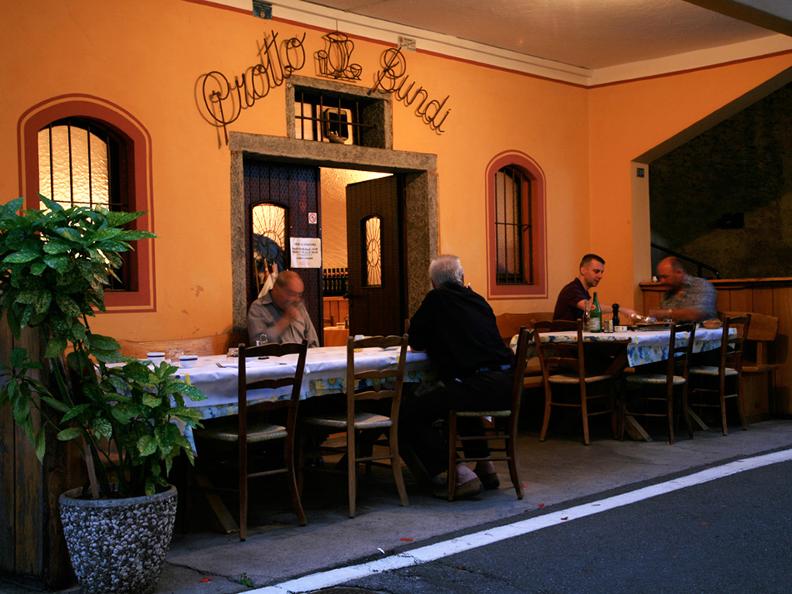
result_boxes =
[476,471,500,490]
[433,477,482,499]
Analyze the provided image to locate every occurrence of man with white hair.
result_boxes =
[404,255,513,498]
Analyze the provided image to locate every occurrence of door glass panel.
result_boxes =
[251,203,287,294]
[362,216,382,287]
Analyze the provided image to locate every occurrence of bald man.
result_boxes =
[649,257,717,322]
[247,270,319,347]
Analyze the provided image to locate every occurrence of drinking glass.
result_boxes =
[256,332,270,347]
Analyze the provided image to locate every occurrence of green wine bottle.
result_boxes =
[589,291,602,332]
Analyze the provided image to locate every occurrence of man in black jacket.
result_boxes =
[404,255,513,498]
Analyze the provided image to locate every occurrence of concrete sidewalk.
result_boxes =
[155,420,792,594]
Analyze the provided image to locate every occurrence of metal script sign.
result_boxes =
[197,31,307,144]
[369,47,451,133]
[315,31,362,80]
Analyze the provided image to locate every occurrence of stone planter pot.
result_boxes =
[59,485,178,594]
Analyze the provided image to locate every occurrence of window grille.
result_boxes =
[495,165,533,285]
[37,117,132,289]
[294,87,379,146]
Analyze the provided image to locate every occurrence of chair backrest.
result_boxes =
[534,319,585,380]
[237,340,309,435]
[665,322,697,385]
[496,312,554,345]
[720,314,751,373]
[345,334,409,420]
[725,310,776,366]
[509,327,533,412]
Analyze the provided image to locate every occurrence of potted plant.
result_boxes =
[0,196,205,594]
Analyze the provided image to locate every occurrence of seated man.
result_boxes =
[553,253,634,322]
[649,256,717,322]
[247,270,319,347]
[402,255,513,498]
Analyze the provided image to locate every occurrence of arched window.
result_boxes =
[486,151,547,298]
[19,96,155,311]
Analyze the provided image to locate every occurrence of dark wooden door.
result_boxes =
[243,159,322,335]
[346,175,403,336]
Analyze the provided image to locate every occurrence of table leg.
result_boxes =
[623,415,653,442]
[194,473,239,534]
[687,407,709,431]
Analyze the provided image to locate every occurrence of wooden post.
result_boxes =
[0,320,79,589]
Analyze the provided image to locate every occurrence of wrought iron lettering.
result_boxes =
[197,31,306,144]
[315,31,362,81]
[370,48,450,133]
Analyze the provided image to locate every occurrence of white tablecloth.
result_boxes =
[175,346,430,421]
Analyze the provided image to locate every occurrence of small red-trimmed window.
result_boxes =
[38,118,134,290]
[486,152,546,299]
[20,96,155,312]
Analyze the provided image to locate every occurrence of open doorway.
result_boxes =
[319,167,401,344]
[229,132,438,341]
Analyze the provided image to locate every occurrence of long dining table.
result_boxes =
[174,345,432,419]
[172,345,431,532]
[529,325,733,441]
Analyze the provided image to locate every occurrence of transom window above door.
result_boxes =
[288,77,392,149]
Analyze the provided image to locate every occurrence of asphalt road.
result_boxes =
[327,459,792,594]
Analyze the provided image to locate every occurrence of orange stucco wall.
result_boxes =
[1,0,790,340]
[588,54,792,311]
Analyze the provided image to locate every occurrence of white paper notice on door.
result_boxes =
[289,237,322,269]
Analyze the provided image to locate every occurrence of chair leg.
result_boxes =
[579,384,590,446]
[347,426,357,518]
[682,383,693,439]
[285,434,307,526]
[389,425,409,507]
[539,386,552,442]
[666,389,675,445]
[719,382,729,436]
[239,441,248,541]
[447,412,458,501]
[609,384,618,439]
[736,375,748,431]
[505,423,523,500]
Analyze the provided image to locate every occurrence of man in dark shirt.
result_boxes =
[404,255,513,498]
[553,253,605,321]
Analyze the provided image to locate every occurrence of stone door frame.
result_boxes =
[228,131,438,332]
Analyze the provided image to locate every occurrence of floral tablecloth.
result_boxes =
[534,327,731,368]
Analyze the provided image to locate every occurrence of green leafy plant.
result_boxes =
[0,196,205,497]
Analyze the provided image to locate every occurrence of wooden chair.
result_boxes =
[623,322,696,444]
[303,334,409,518]
[446,327,532,501]
[535,319,618,445]
[689,314,751,435]
[726,311,780,417]
[196,340,308,540]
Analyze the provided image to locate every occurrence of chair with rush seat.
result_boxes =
[623,322,696,444]
[303,334,409,518]
[689,314,751,435]
[535,319,619,445]
[446,327,532,501]
[195,340,308,540]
